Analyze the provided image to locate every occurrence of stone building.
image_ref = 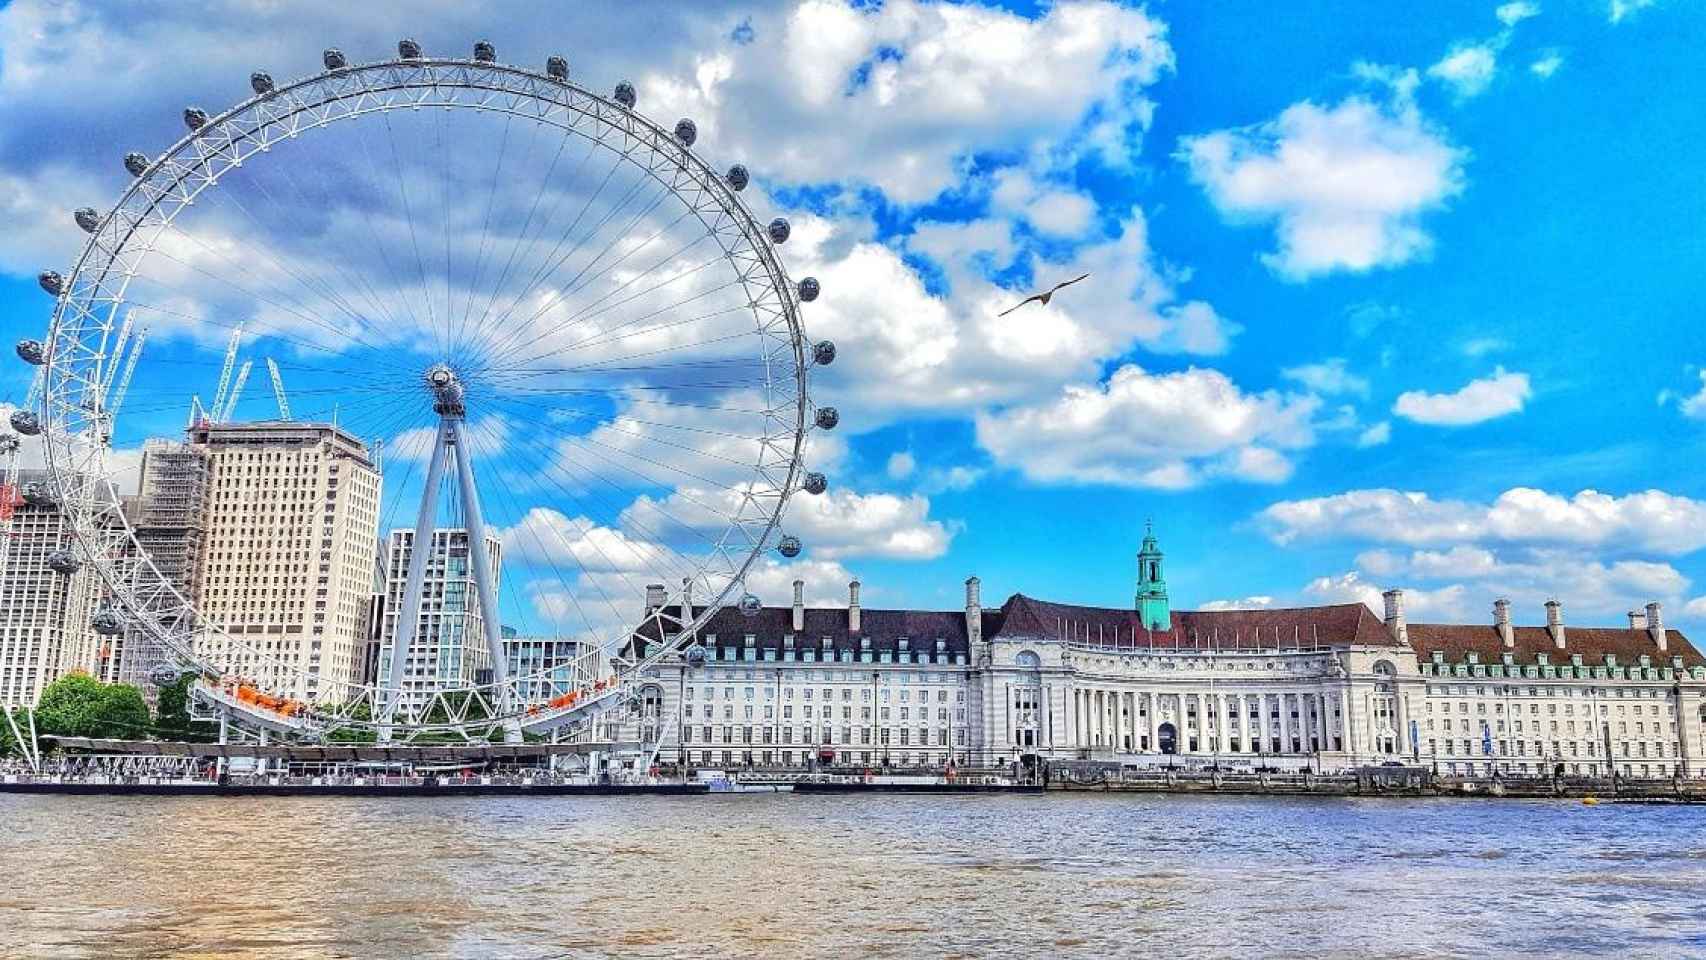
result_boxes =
[616,528,1706,778]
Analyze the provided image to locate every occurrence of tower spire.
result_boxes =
[1136,521,1169,631]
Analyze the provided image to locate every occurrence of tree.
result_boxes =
[153,673,214,742]
[35,673,151,740]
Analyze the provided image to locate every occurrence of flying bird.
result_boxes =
[997,273,1091,317]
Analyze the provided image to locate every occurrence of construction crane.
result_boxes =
[209,324,244,421]
[218,359,253,423]
[266,358,291,420]
[109,327,148,421]
[100,310,137,403]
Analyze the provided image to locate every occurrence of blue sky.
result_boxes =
[1,0,1702,638]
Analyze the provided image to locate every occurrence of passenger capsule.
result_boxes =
[725,164,749,192]
[183,107,209,131]
[738,593,763,617]
[812,340,836,366]
[684,645,707,665]
[323,48,348,71]
[778,535,802,558]
[474,40,496,62]
[147,663,183,687]
[768,218,790,245]
[797,277,820,303]
[46,550,81,575]
[74,208,100,234]
[91,609,125,636]
[613,81,636,108]
[21,482,56,508]
[9,410,40,436]
[16,339,46,365]
[124,152,150,177]
[250,72,274,95]
[398,38,423,60]
[546,55,568,80]
[803,471,828,495]
[37,272,63,297]
[814,407,840,430]
[674,118,697,147]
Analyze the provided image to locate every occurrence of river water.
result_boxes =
[1,792,1703,958]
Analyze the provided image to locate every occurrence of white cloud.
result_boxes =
[1460,336,1508,357]
[1333,547,1687,621]
[497,507,670,573]
[1530,51,1564,78]
[885,451,916,481]
[990,169,1097,238]
[1198,596,1274,612]
[1675,370,1706,419]
[1356,420,1391,448]
[1180,89,1466,280]
[1610,0,1656,23]
[1281,357,1369,397]
[1302,570,1469,620]
[622,484,954,561]
[1260,486,1706,556]
[974,363,1318,489]
[1428,44,1498,99]
[1496,2,1541,26]
[1687,596,1706,618]
[1392,367,1530,425]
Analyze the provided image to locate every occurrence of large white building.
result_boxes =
[0,470,102,707]
[376,527,501,707]
[620,529,1706,779]
[187,421,381,702]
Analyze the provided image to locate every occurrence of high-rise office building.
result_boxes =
[0,470,102,707]
[189,421,381,702]
[377,527,502,708]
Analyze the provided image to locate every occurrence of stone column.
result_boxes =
[1222,693,1234,753]
[1148,692,1160,753]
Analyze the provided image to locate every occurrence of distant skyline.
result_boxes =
[1,0,1701,635]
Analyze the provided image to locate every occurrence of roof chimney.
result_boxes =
[1628,610,1648,630]
[1646,601,1666,653]
[792,578,805,632]
[1382,588,1407,644]
[1544,599,1565,649]
[848,578,861,634]
[645,583,666,611]
[1493,598,1514,648]
[965,576,983,645]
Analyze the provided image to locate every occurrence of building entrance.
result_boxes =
[1158,722,1178,755]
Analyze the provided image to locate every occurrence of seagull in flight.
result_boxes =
[997,273,1091,317]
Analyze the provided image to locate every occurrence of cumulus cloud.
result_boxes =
[1496,2,1541,26]
[1392,367,1530,425]
[1428,44,1498,99]
[1356,421,1391,448]
[1673,370,1706,419]
[1302,571,1468,619]
[974,363,1318,489]
[1530,51,1564,78]
[1198,596,1275,612]
[989,169,1097,238]
[885,451,916,480]
[621,484,954,561]
[1179,84,1465,280]
[1609,0,1657,23]
[1259,486,1706,556]
[1281,357,1369,397]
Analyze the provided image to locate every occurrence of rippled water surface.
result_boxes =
[2,792,1704,958]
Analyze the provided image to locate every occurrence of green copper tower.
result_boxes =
[1135,520,1170,631]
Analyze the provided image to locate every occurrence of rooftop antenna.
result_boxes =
[266,358,291,420]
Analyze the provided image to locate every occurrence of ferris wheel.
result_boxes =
[14,39,839,742]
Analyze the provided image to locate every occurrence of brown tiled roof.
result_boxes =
[633,604,987,658]
[1406,624,1702,669]
[989,594,1399,649]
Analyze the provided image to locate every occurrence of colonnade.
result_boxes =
[1070,686,1351,756]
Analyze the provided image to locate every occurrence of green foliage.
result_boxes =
[35,673,152,740]
[153,674,215,742]
[0,709,27,757]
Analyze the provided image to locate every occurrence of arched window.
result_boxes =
[1014,650,1041,669]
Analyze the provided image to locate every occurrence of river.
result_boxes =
[1,792,1703,958]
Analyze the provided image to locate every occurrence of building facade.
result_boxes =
[376,527,502,708]
[618,531,1706,778]
[188,421,381,702]
[0,470,103,708]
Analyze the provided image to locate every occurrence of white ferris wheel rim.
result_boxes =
[34,50,819,739]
